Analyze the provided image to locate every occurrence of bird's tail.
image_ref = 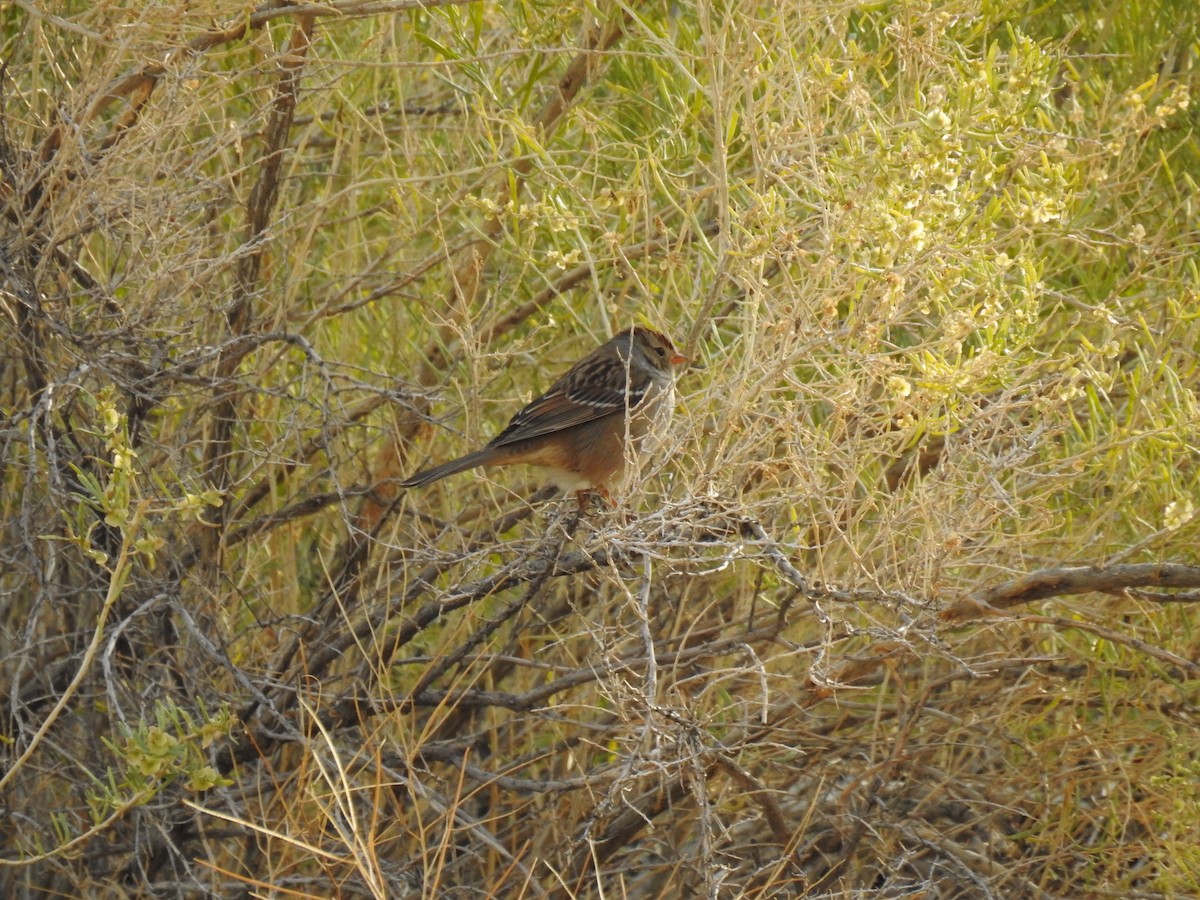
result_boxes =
[399,449,496,488]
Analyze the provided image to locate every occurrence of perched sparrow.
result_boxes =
[401,326,687,499]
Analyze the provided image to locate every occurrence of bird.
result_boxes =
[400,325,687,501]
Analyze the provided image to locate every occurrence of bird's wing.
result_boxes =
[487,355,648,448]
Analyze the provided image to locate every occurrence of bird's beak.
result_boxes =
[670,352,688,366]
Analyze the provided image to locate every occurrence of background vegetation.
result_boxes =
[2,0,1199,896]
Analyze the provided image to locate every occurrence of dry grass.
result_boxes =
[2,0,1199,897]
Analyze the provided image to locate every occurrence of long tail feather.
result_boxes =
[399,449,495,487]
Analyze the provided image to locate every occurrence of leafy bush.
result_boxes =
[1,1,1198,896]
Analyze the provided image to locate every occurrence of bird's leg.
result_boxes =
[573,486,614,512]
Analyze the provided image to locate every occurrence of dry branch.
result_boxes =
[945,563,1200,621]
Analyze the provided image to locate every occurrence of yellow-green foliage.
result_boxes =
[1,0,1198,896]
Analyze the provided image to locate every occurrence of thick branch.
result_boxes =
[200,16,313,561]
[943,563,1200,622]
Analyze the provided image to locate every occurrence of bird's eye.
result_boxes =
[654,346,666,357]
